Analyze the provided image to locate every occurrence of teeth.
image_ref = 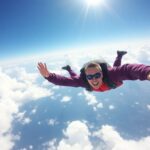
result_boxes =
[93,82,98,86]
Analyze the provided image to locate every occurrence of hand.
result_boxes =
[37,62,50,78]
[147,72,150,80]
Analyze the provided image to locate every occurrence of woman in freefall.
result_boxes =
[38,51,150,92]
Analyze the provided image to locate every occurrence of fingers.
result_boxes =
[44,63,46,69]
[38,62,44,68]
[37,66,41,71]
[38,62,47,69]
[37,62,45,74]
[37,62,49,77]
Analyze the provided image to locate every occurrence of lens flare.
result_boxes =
[86,0,103,6]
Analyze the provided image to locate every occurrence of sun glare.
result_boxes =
[86,0,103,7]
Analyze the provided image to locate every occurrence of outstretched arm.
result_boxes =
[37,62,85,88]
[109,64,150,82]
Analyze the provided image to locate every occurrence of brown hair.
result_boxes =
[84,62,102,72]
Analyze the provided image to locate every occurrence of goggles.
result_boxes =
[86,72,102,80]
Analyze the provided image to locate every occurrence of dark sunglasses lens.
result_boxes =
[86,73,101,80]
[86,75,93,80]
[95,73,101,78]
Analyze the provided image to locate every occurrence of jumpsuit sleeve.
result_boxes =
[45,73,86,88]
[108,64,150,82]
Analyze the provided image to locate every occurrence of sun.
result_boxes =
[86,0,104,7]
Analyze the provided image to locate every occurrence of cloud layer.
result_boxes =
[0,42,150,149]
[45,120,150,150]
[0,67,52,150]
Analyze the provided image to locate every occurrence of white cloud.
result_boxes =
[119,92,124,96]
[20,148,27,150]
[147,105,150,111]
[61,96,71,103]
[7,67,39,84]
[93,125,150,150]
[0,67,53,103]
[15,111,26,122]
[51,85,60,90]
[15,111,32,125]
[38,121,41,125]
[0,98,18,134]
[97,102,104,109]
[43,138,57,150]
[136,46,150,64]
[93,102,104,111]
[77,92,83,96]
[135,102,139,105]
[0,134,15,150]
[0,67,53,149]
[31,108,37,114]
[22,117,32,125]
[45,121,93,150]
[78,91,103,110]
[83,90,98,106]
[45,122,150,150]
[109,105,115,110]
[0,134,19,150]
[93,106,97,111]
[48,119,58,126]
[57,121,93,150]
[29,145,33,149]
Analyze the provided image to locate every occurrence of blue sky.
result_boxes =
[0,0,150,59]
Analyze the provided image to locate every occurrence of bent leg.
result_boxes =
[62,65,78,78]
[113,51,127,67]
[68,69,78,78]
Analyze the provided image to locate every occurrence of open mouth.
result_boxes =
[92,82,99,86]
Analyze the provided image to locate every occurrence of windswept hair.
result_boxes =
[84,62,102,72]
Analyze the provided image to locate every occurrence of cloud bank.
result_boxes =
[0,42,150,149]
[44,120,150,150]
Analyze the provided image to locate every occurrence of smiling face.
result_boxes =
[85,64,103,89]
